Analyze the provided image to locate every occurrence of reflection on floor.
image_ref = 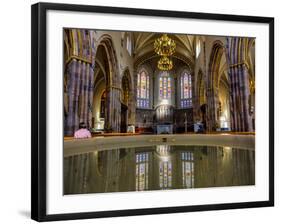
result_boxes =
[64,145,255,195]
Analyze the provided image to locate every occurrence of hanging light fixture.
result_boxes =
[157,56,173,71]
[154,34,176,56]
[154,34,176,70]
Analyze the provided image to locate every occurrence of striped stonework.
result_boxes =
[64,29,96,136]
[227,37,253,132]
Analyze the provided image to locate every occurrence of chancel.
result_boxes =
[63,30,255,136]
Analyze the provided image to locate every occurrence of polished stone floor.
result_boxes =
[64,145,255,195]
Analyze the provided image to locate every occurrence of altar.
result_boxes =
[157,124,173,134]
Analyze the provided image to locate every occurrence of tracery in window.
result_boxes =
[137,70,150,108]
[180,72,192,108]
[159,71,171,100]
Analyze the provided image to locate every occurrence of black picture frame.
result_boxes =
[31,2,274,222]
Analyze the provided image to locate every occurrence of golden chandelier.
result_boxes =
[154,34,176,70]
[154,34,176,56]
[157,56,173,71]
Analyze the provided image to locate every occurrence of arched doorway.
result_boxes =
[92,45,108,131]
[218,72,230,130]
[208,41,230,131]
[92,35,120,133]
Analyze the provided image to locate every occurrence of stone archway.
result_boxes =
[218,73,231,130]
[92,35,120,133]
[207,41,230,131]
[92,42,110,131]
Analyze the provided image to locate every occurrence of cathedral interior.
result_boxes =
[63,29,255,137]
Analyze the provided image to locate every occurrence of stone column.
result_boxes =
[229,63,252,132]
[226,37,253,132]
[206,85,217,132]
[64,29,96,136]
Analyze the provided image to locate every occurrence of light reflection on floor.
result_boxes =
[63,145,255,195]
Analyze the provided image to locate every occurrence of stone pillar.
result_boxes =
[64,29,96,136]
[226,37,253,132]
[64,59,95,136]
[192,72,200,126]
[228,63,252,132]
[106,86,121,132]
[206,86,218,132]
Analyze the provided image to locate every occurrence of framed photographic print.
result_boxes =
[31,2,274,222]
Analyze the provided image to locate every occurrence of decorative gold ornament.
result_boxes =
[154,34,176,71]
[249,79,255,94]
[157,56,173,71]
[154,34,176,56]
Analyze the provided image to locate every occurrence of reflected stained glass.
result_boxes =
[159,161,172,189]
[64,146,255,195]
[181,152,194,188]
[136,152,149,191]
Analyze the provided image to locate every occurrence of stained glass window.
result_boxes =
[181,152,194,188]
[159,71,172,100]
[159,77,163,98]
[180,72,192,108]
[137,71,150,108]
[136,152,149,191]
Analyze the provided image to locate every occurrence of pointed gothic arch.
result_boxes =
[207,41,225,131]
[92,35,121,132]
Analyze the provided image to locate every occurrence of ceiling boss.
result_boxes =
[154,34,176,70]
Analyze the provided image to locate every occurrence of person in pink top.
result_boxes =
[74,122,92,139]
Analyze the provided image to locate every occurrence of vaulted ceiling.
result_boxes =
[132,32,197,69]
